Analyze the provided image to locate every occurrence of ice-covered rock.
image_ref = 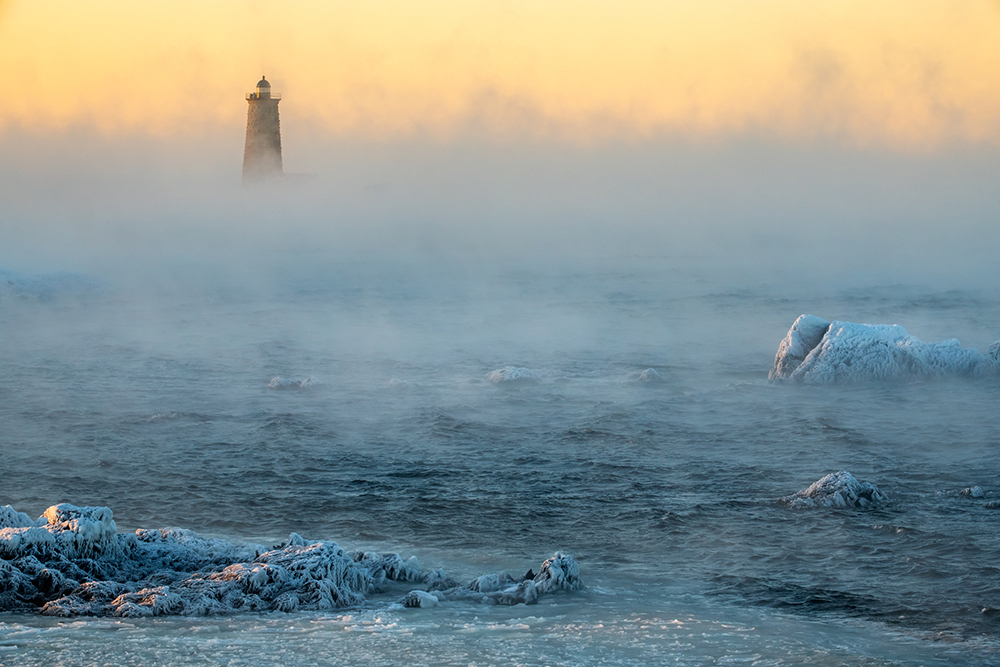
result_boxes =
[769,315,1000,383]
[268,376,317,390]
[782,471,888,508]
[0,505,45,529]
[43,504,120,558]
[0,526,56,558]
[413,552,583,607]
[401,589,443,608]
[0,502,581,616]
[485,366,540,384]
[769,315,831,380]
[1,504,120,560]
[637,368,664,383]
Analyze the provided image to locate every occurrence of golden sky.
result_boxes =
[1,0,999,149]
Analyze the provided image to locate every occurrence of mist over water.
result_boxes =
[3,132,1000,664]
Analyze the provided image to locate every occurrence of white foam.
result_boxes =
[770,315,1000,383]
[0,502,581,617]
[782,471,888,508]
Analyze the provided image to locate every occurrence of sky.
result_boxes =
[2,0,999,147]
[1,1,999,284]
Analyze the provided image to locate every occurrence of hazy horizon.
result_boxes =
[3,1,999,291]
[3,3,1000,665]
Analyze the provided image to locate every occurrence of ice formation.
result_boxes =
[769,315,1000,383]
[782,471,888,508]
[637,368,664,383]
[0,503,581,617]
[485,366,540,384]
[268,376,318,390]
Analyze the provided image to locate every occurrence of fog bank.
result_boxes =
[2,130,999,295]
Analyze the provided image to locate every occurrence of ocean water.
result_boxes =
[2,259,1000,666]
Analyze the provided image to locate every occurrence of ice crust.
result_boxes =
[782,471,888,508]
[0,503,581,617]
[770,315,1000,383]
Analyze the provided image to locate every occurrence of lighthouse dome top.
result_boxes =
[247,75,280,101]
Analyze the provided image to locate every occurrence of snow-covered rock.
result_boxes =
[637,368,664,383]
[0,502,581,616]
[268,376,317,390]
[485,366,540,384]
[0,505,45,529]
[403,551,582,608]
[401,589,443,608]
[770,315,999,383]
[782,471,888,508]
[769,315,831,380]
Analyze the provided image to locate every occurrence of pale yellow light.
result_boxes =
[1,0,998,149]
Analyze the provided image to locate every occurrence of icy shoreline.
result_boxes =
[0,503,581,617]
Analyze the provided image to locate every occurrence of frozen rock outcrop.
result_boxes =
[0,502,580,617]
[485,366,540,384]
[402,552,582,608]
[637,368,664,383]
[0,505,45,529]
[782,471,888,508]
[770,315,831,380]
[268,376,318,390]
[770,315,1000,383]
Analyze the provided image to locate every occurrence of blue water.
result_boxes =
[2,260,1000,665]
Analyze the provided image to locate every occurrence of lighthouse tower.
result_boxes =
[242,76,283,182]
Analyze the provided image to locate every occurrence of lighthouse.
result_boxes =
[242,76,283,182]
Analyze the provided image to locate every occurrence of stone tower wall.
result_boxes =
[242,99,282,181]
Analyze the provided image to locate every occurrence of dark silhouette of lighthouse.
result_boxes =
[242,76,283,182]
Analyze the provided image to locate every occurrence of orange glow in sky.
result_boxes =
[1,0,999,148]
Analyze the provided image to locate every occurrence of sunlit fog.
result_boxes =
[2,2,1000,665]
